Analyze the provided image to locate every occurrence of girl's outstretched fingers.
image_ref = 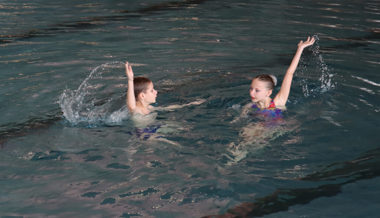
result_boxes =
[298,36,316,49]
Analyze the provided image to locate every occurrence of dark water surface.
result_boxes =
[1,0,380,217]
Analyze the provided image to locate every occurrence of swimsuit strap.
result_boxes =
[267,100,276,110]
[251,100,277,110]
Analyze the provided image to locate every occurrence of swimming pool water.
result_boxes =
[1,0,380,217]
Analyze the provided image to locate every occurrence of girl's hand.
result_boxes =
[298,36,315,50]
[125,61,134,81]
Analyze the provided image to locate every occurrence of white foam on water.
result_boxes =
[298,35,336,98]
[58,61,130,126]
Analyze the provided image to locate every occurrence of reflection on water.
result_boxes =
[1,0,380,217]
[204,147,380,217]
[0,0,210,44]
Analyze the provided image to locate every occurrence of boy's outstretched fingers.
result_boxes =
[125,61,134,79]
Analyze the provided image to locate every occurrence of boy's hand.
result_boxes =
[125,61,134,81]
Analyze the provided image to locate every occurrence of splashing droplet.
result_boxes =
[59,61,129,126]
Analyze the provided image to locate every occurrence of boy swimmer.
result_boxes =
[125,61,205,117]
[125,62,157,115]
[125,62,204,144]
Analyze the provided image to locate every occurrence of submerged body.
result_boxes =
[227,37,315,165]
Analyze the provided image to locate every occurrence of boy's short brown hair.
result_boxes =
[134,77,152,100]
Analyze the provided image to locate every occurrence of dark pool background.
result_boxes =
[1,0,379,217]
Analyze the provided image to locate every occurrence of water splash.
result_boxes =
[59,61,129,126]
[298,35,336,98]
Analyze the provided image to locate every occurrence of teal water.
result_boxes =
[1,0,380,217]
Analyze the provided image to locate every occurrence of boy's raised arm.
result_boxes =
[125,62,136,112]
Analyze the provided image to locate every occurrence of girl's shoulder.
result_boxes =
[273,95,287,108]
[271,99,287,111]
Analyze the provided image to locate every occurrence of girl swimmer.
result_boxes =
[236,36,316,120]
[250,36,315,111]
[227,36,316,164]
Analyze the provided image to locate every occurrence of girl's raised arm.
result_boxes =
[125,62,136,112]
[274,36,315,107]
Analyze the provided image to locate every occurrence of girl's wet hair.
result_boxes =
[134,77,152,100]
[253,74,277,90]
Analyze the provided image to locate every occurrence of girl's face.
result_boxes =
[143,82,158,104]
[249,79,272,102]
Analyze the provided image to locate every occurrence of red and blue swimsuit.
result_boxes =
[251,101,283,119]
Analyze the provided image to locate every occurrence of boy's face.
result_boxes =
[143,82,158,104]
[250,79,272,102]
